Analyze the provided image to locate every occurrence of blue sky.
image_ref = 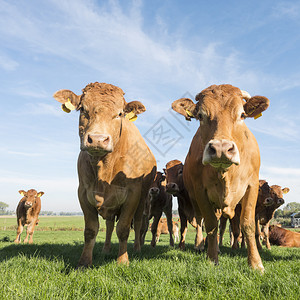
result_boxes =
[0,0,299,212]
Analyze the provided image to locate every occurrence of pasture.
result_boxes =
[0,216,299,299]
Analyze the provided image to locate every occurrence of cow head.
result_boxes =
[270,185,289,208]
[53,82,146,156]
[258,180,274,208]
[149,172,166,199]
[171,84,269,171]
[164,160,184,195]
[19,189,44,208]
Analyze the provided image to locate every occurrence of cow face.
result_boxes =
[270,185,289,208]
[149,172,166,199]
[258,180,274,207]
[172,84,269,171]
[19,189,44,208]
[164,160,184,195]
[53,82,146,156]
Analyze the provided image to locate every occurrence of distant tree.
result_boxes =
[0,201,9,212]
[283,202,300,213]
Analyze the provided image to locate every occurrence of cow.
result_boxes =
[164,159,204,251]
[141,172,174,247]
[14,189,44,244]
[258,184,289,249]
[268,225,300,247]
[171,84,269,272]
[219,181,288,250]
[53,82,156,267]
[151,218,179,243]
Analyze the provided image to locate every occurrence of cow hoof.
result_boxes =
[117,253,129,266]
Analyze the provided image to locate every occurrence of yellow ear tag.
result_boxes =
[125,111,137,122]
[186,109,194,118]
[62,104,71,113]
[65,98,76,111]
[20,192,25,196]
[254,113,262,120]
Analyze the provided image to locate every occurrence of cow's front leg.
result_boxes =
[133,196,144,252]
[77,189,99,268]
[241,185,264,272]
[178,206,188,250]
[261,224,271,250]
[24,222,36,244]
[165,212,174,247]
[255,217,263,250]
[14,221,23,244]
[102,218,114,254]
[218,216,227,247]
[151,213,162,248]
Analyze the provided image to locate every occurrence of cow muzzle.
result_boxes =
[149,187,160,196]
[263,197,274,206]
[202,139,240,169]
[276,198,284,205]
[84,133,113,155]
[25,201,33,208]
[166,183,179,195]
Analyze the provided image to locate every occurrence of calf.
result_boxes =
[172,84,269,272]
[258,184,289,249]
[53,82,156,267]
[14,189,44,244]
[153,218,179,243]
[141,172,174,247]
[164,160,204,251]
[269,225,300,247]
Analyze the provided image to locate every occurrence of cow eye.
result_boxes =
[178,169,183,175]
[241,112,246,120]
[198,113,203,121]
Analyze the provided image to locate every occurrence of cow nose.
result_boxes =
[86,134,112,151]
[149,187,159,195]
[264,197,274,206]
[203,139,240,168]
[277,198,284,205]
[25,201,32,207]
[166,183,179,193]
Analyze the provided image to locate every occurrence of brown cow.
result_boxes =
[269,225,300,247]
[172,84,269,272]
[14,189,44,244]
[154,218,179,243]
[164,159,204,251]
[53,82,156,267]
[141,172,174,247]
[258,184,289,249]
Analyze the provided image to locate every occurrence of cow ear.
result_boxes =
[37,192,44,197]
[53,89,81,113]
[19,190,26,196]
[124,101,146,122]
[171,98,197,121]
[163,168,166,174]
[243,96,270,119]
[282,187,290,194]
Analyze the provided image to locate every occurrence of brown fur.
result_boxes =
[164,160,204,251]
[53,82,156,267]
[269,225,300,247]
[14,189,44,244]
[141,172,174,247]
[172,84,269,272]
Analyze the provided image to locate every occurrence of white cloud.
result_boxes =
[0,53,19,71]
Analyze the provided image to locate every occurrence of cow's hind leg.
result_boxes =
[195,218,205,252]
[151,213,162,248]
[165,212,174,247]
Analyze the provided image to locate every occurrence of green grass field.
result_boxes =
[0,216,299,299]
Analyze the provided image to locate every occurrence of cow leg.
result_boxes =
[194,218,205,252]
[151,213,162,248]
[165,212,174,247]
[133,197,144,252]
[77,189,99,268]
[219,216,227,247]
[255,217,263,250]
[102,218,114,254]
[25,222,36,244]
[241,186,264,272]
[140,214,149,246]
[14,221,23,244]
[230,216,240,249]
[261,224,271,250]
[178,207,188,250]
